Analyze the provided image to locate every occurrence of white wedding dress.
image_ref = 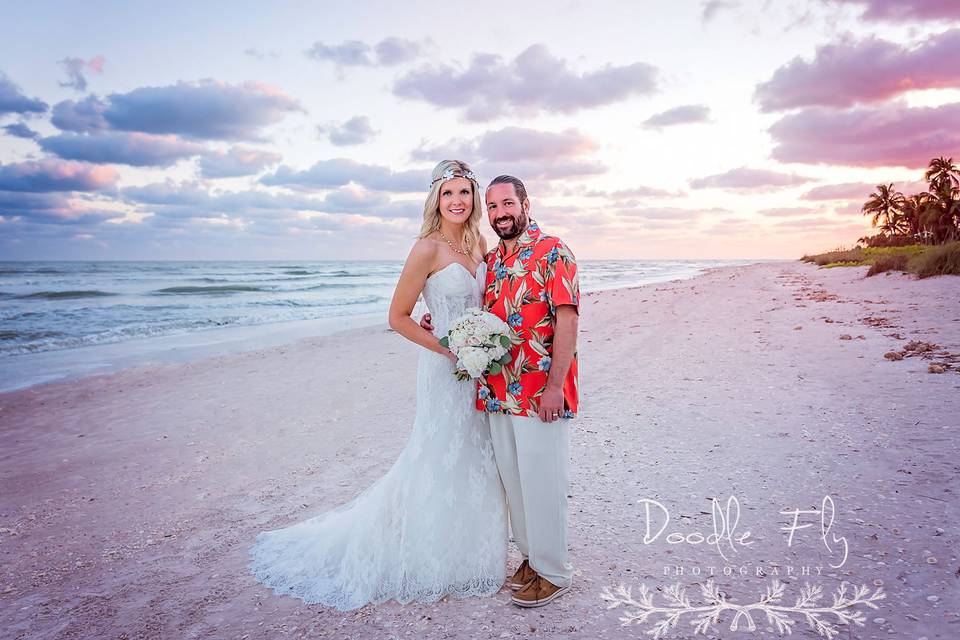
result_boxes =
[248,261,507,610]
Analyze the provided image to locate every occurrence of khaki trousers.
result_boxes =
[489,413,574,587]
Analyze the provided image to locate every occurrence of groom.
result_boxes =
[422,174,579,607]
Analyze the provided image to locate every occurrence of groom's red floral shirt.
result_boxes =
[476,219,580,419]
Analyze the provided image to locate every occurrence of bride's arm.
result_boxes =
[388,240,456,361]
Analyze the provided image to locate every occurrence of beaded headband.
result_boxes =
[430,167,478,189]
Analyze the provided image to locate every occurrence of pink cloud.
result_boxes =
[822,0,960,21]
[756,30,960,111]
[804,180,930,200]
[0,159,119,192]
[88,55,106,73]
[758,207,819,217]
[769,101,960,168]
[40,131,205,168]
[582,186,681,199]
[770,216,853,228]
[200,145,282,178]
[801,182,875,200]
[689,167,813,191]
[476,127,598,161]
[393,44,658,121]
[411,127,606,182]
[616,206,730,220]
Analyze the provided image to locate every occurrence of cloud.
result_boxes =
[322,184,389,211]
[0,190,122,224]
[758,206,819,217]
[486,160,606,182]
[583,186,681,199]
[58,55,106,92]
[0,72,48,115]
[101,79,302,141]
[3,122,38,139]
[260,158,424,192]
[122,179,418,221]
[616,206,730,220]
[642,104,711,128]
[801,182,875,200]
[821,0,960,21]
[319,115,378,146]
[755,30,960,111]
[374,37,423,66]
[702,0,739,22]
[690,167,814,191]
[412,126,606,181]
[51,95,109,133]
[199,145,282,178]
[0,159,118,192]
[476,127,598,161]
[39,131,205,167]
[306,37,423,67]
[702,216,753,235]
[393,44,658,121]
[770,215,850,228]
[243,48,279,60]
[769,101,960,168]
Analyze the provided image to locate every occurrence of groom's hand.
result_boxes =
[419,313,434,332]
[538,386,564,423]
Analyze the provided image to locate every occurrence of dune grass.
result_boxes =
[911,241,960,278]
[801,243,960,278]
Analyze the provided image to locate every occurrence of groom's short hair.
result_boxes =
[487,175,528,203]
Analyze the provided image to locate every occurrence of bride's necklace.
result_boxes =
[438,230,468,255]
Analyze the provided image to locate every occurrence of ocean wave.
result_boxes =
[151,285,269,295]
[16,290,119,300]
[251,294,386,307]
[0,329,66,342]
[0,317,241,356]
[298,282,364,291]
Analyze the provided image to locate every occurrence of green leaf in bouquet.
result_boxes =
[498,353,512,365]
[488,362,502,375]
[499,334,511,348]
[439,336,449,348]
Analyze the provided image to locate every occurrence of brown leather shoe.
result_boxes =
[507,558,537,591]
[511,575,570,607]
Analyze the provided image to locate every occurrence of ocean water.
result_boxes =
[0,259,761,391]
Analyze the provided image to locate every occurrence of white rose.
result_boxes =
[458,347,490,379]
[448,327,468,349]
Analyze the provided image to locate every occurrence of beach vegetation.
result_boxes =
[802,157,960,278]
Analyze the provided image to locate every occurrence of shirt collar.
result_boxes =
[496,218,541,261]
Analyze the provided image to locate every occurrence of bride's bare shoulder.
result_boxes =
[402,237,439,274]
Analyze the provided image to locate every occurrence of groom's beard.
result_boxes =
[492,214,527,240]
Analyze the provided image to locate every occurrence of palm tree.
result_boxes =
[921,182,960,244]
[900,193,929,240]
[862,183,906,235]
[924,156,960,192]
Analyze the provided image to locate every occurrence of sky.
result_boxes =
[1,0,958,260]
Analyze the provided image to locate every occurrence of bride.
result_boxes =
[248,160,508,610]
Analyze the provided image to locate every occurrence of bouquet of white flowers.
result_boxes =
[440,307,513,380]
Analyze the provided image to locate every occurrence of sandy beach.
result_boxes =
[2,260,958,640]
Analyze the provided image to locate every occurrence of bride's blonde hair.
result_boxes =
[418,160,483,256]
